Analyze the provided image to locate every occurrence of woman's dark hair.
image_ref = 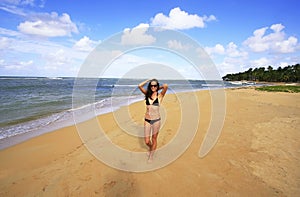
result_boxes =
[145,79,159,100]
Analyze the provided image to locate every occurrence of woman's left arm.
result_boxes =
[159,84,168,97]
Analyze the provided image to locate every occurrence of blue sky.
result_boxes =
[0,0,299,79]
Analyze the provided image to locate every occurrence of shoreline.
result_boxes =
[0,87,299,196]
[0,82,289,150]
[0,94,144,150]
[0,78,273,150]
[0,83,277,150]
[0,85,226,150]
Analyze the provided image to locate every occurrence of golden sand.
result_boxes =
[0,88,299,196]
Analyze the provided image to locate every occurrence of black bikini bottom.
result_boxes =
[145,118,161,125]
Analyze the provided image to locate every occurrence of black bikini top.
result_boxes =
[146,97,159,106]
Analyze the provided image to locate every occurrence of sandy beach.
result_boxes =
[0,88,299,196]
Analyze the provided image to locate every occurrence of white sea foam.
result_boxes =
[0,94,144,149]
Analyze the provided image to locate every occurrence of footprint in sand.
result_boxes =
[103,180,117,191]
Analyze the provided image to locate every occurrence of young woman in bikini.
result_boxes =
[138,79,168,162]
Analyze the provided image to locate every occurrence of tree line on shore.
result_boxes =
[222,64,300,82]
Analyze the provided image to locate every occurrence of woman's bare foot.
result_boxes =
[147,151,154,163]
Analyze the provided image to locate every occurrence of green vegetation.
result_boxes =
[223,64,300,82]
[255,85,300,93]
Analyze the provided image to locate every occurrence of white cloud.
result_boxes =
[73,36,100,52]
[0,27,21,37]
[3,60,33,70]
[270,23,284,32]
[167,40,191,51]
[151,7,216,30]
[17,12,78,37]
[203,15,217,22]
[273,36,298,53]
[205,42,249,76]
[0,37,12,49]
[243,23,298,53]
[205,44,225,55]
[217,56,247,76]
[1,0,45,7]
[0,4,26,16]
[250,57,272,67]
[20,59,33,66]
[44,49,70,66]
[40,48,79,76]
[205,42,247,58]
[226,42,248,58]
[1,0,33,6]
[0,59,4,64]
[0,28,87,60]
[278,62,291,68]
[121,23,156,45]
[205,24,299,76]
[0,27,89,76]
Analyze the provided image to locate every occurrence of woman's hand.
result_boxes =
[160,84,168,96]
[138,79,150,87]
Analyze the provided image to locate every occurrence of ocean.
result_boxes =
[0,77,253,149]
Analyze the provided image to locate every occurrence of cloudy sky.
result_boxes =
[0,0,299,79]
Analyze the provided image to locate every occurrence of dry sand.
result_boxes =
[0,88,299,196]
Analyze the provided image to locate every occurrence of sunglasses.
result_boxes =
[150,84,158,87]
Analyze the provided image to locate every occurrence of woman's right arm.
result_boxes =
[138,79,150,95]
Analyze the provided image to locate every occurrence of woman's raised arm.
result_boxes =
[159,84,168,97]
[138,79,150,95]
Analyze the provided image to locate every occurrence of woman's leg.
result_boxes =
[144,121,152,151]
[148,120,161,161]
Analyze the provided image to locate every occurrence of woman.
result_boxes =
[138,79,168,162]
